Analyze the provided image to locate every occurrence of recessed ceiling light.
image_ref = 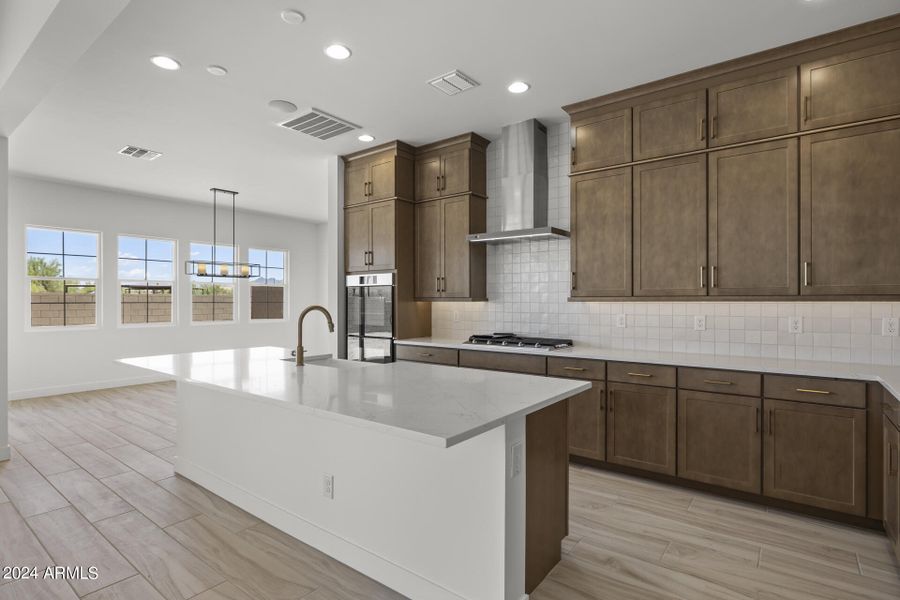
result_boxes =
[507,81,530,94]
[280,9,305,24]
[358,134,375,142]
[206,65,228,76]
[324,44,351,60]
[150,55,181,71]
[268,99,298,114]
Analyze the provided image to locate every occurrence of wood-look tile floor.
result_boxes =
[0,383,897,600]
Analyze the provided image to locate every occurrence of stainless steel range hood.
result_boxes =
[467,119,570,244]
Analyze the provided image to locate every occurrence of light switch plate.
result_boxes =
[883,317,899,337]
[693,316,706,331]
[788,316,803,334]
[510,442,523,478]
[616,314,627,328]
[322,474,334,499]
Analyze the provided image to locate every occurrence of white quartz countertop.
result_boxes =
[118,347,590,448]
[396,337,900,401]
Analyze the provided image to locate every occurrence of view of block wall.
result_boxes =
[192,294,234,321]
[122,292,172,324]
[31,293,96,326]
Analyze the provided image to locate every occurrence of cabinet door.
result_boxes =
[884,422,900,551]
[709,67,798,146]
[441,148,470,197]
[709,139,798,296]
[344,206,371,273]
[571,108,631,171]
[368,201,396,271]
[441,196,470,298]
[368,156,395,202]
[345,162,370,207]
[678,390,761,494]
[415,155,442,201]
[415,200,443,298]
[607,382,676,476]
[633,89,707,160]
[763,399,866,516]
[634,155,707,296]
[568,384,605,461]
[801,40,900,130]
[800,121,900,295]
[570,168,632,297]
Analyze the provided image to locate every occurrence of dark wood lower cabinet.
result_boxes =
[607,382,676,475]
[763,399,867,516]
[567,384,605,461]
[884,419,900,560]
[677,390,761,493]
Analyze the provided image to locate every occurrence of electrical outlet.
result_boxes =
[693,316,706,331]
[616,314,627,328]
[883,317,899,337]
[510,442,523,478]
[788,316,803,334]
[322,474,334,499]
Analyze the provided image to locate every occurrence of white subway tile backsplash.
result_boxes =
[431,122,898,366]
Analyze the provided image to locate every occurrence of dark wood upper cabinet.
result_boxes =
[415,195,486,300]
[606,382,676,476]
[343,142,415,207]
[708,139,798,296]
[571,107,631,171]
[801,40,900,130]
[763,398,866,516]
[634,155,707,297]
[344,200,409,273]
[570,168,632,298]
[568,384,606,461]
[633,89,707,160]
[678,390,761,494]
[885,420,900,558]
[369,202,396,271]
[800,120,900,295]
[709,67,798,146]
[344,205,371,273]
[414,133,488,202]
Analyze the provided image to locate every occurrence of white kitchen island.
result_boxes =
[120,347,589,600]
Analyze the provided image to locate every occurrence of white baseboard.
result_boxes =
[176,459,468,600]
[0,445,10,461]
[9,374,172,401]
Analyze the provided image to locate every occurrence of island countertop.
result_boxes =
[119,346,590,448]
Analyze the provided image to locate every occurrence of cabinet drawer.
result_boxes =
[548,357,605,380]
[459,350,546,376]
[764,375,865,408]
[396,345,458,366]
[679,368,761,397]
[608,362,676,387]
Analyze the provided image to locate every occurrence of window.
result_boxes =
[118,236,175,325]
[249,248,286,320]
[190,243,236,322]
[26,227,99,328]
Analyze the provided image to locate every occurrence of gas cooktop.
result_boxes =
[465,333,574,351]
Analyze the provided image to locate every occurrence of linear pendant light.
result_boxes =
[184,188,261,279]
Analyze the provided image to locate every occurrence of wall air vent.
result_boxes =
[279,108,360,140]
[118,145,162,160]
[428,70,479,96]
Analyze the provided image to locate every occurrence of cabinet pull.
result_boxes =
[804,96,810,122]
[436,175,441,192]
[609,394,614,413]
[571,147,576,166]
[563,366,587,372]
[700,265,706,289]
[441,276,446,292]
[699,117,706,141]
[703,379,732,386]
[756,407,760,433]
[803,261,811,287]
[711,116,718,139]
[711,265,717,288]
[795,388,831,395]
[365,181,371,197]
[627,372,652,378]
[769,410,774,436]
[441,175,446,191]
[368,251,374,265]
[419,352,433,357]
[435,276,440,293]
[571,271,577,290]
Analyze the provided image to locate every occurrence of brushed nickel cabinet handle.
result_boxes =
[436,175,441,192]
[804,96,810,122]
[563,366,587,372]
[803,261,811,287]
[711,265,717,288]
[700,265,706,289]
[796,388,831,395]
[627,372,652,378]
[440,174,446,191]
[419,352,433,357]
[571,147,576,166]
[435,276,440,293]
[571,271,577,290]
[699,117,706,141]
[711,116,718,139]
[703,379,733,386]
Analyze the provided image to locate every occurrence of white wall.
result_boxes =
[432,121,900,366]
[0,138,8,459]
[8,175,330,400]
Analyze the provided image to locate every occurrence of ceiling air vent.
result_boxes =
[118,145,162,160]
[428,70,479,96]
[279,108,360,140]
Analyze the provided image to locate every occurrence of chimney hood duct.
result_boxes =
[467,118,569,244]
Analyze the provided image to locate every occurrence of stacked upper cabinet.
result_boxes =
[564,19,900,300]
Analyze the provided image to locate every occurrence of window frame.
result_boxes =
[25,225,101,332]
[189,241,239,326]
[116,234,178,329]
[248,247,289,323]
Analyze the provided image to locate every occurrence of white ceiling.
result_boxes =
[9,0,900,222]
